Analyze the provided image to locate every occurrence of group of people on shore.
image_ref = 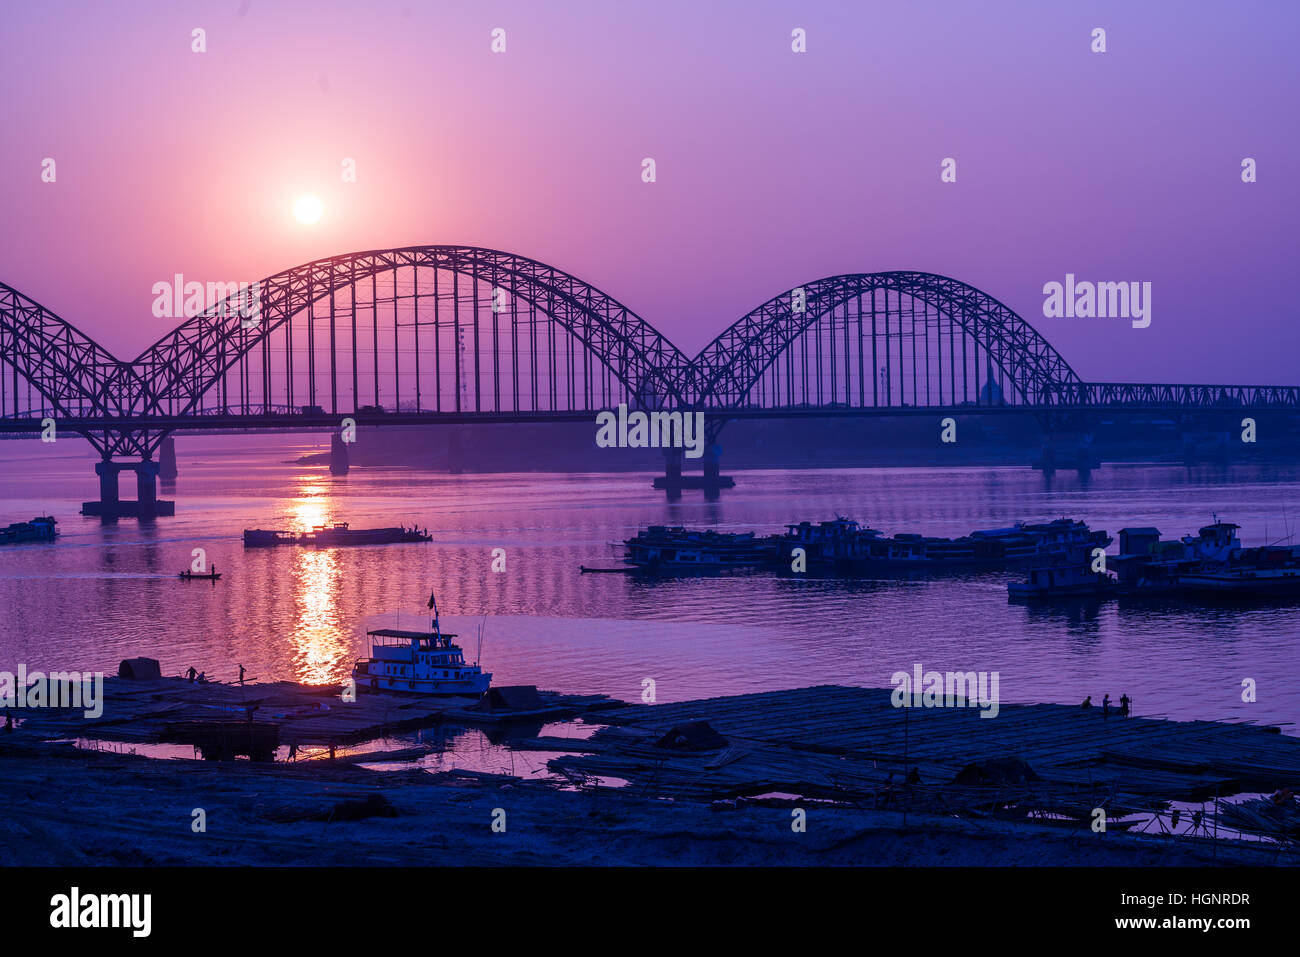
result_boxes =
[1080,693,1131,718]
[184,664,246,685]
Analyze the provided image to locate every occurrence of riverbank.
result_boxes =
[4,678,1298,865]
[0,738,1288,866]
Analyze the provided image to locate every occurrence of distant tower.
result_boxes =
[979,356,1004,405]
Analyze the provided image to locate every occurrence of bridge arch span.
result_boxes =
[132,245,691,418]
[690,272,1081,410]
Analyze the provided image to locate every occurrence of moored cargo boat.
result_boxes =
[1008,543,1117,600]
[1,516,57,544]
[299,522,432,547]
[622,525,775,570]
[775,517,1110,573]
[1114,520,1300,598]
[243,528,297,547]
[243,523,432,547]
[1172,566,1300,597]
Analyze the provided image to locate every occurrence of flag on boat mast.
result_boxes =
[427,588,441,638]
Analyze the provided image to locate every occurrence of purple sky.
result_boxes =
[2,0,1297,382]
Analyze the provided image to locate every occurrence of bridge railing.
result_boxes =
[1045,383,1300,409]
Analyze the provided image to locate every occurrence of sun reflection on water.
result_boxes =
[288,492,349,685]
[291,491,329,532]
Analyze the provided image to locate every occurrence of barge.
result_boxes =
[622,525,774,570]
[1008,544,1117,600]
[776,517,1111,573]
[1114,521,1300,598]
[244,522,432,548]
[1010,519,1300,601]
[615,516,1111,576]
[0,515,57,544]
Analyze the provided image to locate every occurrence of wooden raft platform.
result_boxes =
[550,685,1300,807]
[14,676,613,749]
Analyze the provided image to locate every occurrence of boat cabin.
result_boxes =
[1118,527,1161,556]
[364,627,466,665]
[353,625,491,695]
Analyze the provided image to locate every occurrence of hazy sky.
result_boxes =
[2,0,1296,382]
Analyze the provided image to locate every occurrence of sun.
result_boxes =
[293,194,324,225]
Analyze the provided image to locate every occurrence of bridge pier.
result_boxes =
[1181,431,1233,466]
[1032,432,1099,475]
[136,459,159,522]
[659,448,683,501]
[330,433,350,476]
[665,447,683,484]
[82,458,175,522]
[652,443,734,498]
[702,444,725,501]
[94,460,122,521]
[159,436,179,481]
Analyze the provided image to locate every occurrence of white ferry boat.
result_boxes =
[351,591,491,696]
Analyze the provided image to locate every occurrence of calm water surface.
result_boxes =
[1,438,1298,729]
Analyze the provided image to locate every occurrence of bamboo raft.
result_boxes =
[14,677,1300,829]
[548,686,1300,815]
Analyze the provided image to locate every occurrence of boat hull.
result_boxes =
[1,517,58,545]
[1156,572,1300,598]
[353,672,491,696]
[1008,581,1117,600]
[302,528,431,547]
[244,526,432,547]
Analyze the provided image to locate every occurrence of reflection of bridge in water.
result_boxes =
[3,245,1297,517]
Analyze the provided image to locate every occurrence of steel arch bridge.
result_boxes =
[4,245,1300,466]
[686,271,1082,411]
[0,246,690,457]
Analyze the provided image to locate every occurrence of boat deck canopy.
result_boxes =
[366,628,458,640]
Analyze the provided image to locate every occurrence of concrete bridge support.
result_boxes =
[1181,431,1233,466]
[657,448,683,501]
[1032,432,1100,476]
[83,458,174,522]
[652,443,735,498]
[136,460,159,521]
[159,436,179,480]
[94,460,122,517]
[664,447,683,484]
[702,443,725,501]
